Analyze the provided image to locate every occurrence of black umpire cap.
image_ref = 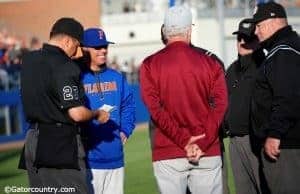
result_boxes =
[232,18,255,38]
[249,1,287,24]
[50,17,84,43]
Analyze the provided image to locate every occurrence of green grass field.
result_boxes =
[0,129,235,194]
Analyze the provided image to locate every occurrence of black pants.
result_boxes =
[24,129,88,194]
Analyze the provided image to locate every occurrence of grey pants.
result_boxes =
[229,135,262,194]
[153,156,222,194]
[262,148,300,194]
[24,129,88,194]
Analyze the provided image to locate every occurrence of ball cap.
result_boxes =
[50,17,84,43]
[249,2,287,24]
[163,5,192,31]
[82,28,114,47]
[232,18,255,37]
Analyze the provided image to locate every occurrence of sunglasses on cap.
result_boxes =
[91,45,108,50]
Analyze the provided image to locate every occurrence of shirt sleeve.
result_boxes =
[53,61,85,110]
[139,59,191,149]
[196,63,228,151]
[120,75,136,137]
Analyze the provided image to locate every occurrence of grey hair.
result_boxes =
[163,26,191,40]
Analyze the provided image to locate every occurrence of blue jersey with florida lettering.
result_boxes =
[80,67,135,169]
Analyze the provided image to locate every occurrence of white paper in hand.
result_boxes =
[99,104,116,112]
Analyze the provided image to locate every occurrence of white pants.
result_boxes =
[87,167,124,194]
[153,156,222,194]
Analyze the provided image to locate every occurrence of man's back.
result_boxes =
[146,42,217,127]
[21,44,83,124]
[140,41,227,160]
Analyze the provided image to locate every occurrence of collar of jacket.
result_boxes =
[42,43,69,57]
[238,53,254,71]
[260,25,293,51]
[166,41,190,48]
[238,47,265,71]
[90,63,107,74]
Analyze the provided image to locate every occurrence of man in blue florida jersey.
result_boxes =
[80,28,135,194]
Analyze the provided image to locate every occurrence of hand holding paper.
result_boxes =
[99,104,116,113]
[95,109,110,123]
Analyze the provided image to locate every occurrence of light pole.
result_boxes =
[216,0,226,64]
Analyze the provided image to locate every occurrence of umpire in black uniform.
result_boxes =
[225,19,266,194]
[249,2,300,193]
[19,17,109,193]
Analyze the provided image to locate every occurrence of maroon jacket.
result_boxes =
[140,41,228,161]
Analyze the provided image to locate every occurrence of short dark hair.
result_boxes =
[50,17,84,43]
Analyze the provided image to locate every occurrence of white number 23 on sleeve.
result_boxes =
[63,86,79,101]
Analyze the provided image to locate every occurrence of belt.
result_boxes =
[229,134,248,138]
[29,122,81,133]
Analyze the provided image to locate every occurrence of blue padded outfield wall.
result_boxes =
[0,85,149,143]
[131,85,150,124]
[0,89,27,143]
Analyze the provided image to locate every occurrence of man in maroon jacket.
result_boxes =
[140,5,228,194]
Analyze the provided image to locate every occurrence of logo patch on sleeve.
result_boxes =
[63,86,79,101]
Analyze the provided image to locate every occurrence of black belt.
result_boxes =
[229,134,248,138]
[29,122,81,133]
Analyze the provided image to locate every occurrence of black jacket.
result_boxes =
[251,26,300,148]
[19,44,85,169]
[225,50,264,136]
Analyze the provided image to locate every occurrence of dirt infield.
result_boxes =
[0,140,24,152]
